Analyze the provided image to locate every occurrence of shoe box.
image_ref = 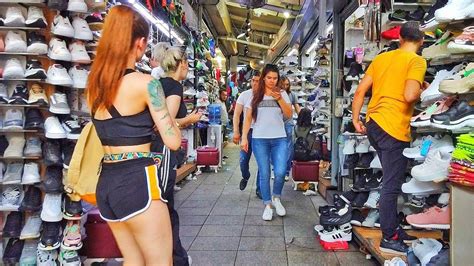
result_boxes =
[196,146,219,166]
[80,208,122,259]
[292,160,319,182]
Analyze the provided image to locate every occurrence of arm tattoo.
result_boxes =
[147,79,166,111]
[165,121,175,136]
[160,112,170,120]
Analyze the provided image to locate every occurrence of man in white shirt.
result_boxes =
[233,70,261,198]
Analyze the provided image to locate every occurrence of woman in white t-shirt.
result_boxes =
[241,64,292,221]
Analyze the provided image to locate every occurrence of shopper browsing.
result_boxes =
[233,70,261,197]
[151,42,203,266]
[149,42,166,79]
[217,88,230,140]
[281,76,301,180]
[352,21,427,255]
[87,6,181,265]
[241,64,292,221]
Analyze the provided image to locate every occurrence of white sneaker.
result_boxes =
[49,93,71,114]
[434,0,474,22]
[364,191,380,208]
[24,136,42,157]
[45,116,67,139]
[41,193,63,222]
[319,223,352,242]
[20,214,42,239]
[0,185,23,210]
[48,37,72,62]
[3,162,23,184]
[5,30,27,53]
[184,88,197,96]
[69,41,91,64]
[3,58,25,79]
[25,6,47,28]
[411,150,452,182]
[0,83,9,103]
[37,249,58,265]
[428,135,455,154]
[46,64,73,86]
[355,138,370,153]
[3,109,24,130]
[403,136,435,160]
[68,65,88,89]
[370,154,382,169]
[68,0,88,13]
[2,5,26,27]
[413,238,443,266]
[28,83,49,105]
[27,32,48,54]
[438,193,450,206]
[272,197,286,216]
[51,14,74,38]
[402,178,446,195]
[343,138,356,155]
[4,135,25,158]
[262,206,273,221]
[421,63,464,106]
[22,162,41,184]
[72,16,93,41]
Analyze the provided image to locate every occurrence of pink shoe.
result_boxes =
[61,221,83,250]
[411,97,455,127]
[406,206,450,229]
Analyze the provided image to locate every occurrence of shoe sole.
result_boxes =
[350,221,362,226]
[38,242,61,251]
[45,131,67,139]
[63,213,83,220]
[408,222,450,230]
[410,119,432,127]
[71,56,91,64]
[447,42,474,54]
[46,78,73,87]
[431,116,474,130]
[74,32,93,41]
[72,81,87,89]
[61,241,83,251]
[47,52,72,62]
[379,247,407,256]
[20,232,41,240]
[49,105,71,115]
[27,43,48,54]
[52,28,74,38]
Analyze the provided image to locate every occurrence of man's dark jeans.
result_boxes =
[240,129,260,191]
[366,120,410,239]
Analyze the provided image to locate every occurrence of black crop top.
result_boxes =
[160,77,187,119]
[92,69,155,146]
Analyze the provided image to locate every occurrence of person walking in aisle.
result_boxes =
[87,6,181,264]
[352,21,427,255]
[151,42,203,266]
[233,70,262,197]
[217,88,230,141]
[241,64,292,221]
[281,76,301,180]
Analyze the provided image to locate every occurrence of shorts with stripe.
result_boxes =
[96,149,171,222]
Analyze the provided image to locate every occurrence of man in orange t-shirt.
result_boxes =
[352,22,427,255]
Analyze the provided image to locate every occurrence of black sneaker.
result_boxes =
[397,227,417,243]
[421,0,449,29]
[8,84,29,105]
[380,237,409,255]
[346,62,364,81]
[357,153,374,169]
[319,203,353,227]
[20,186,42,212]
[431,100,474,129]
[319,194,347,216]
[42,166,64,193]
[47,0,67,10]
[398,212,412,230]
[3,238,24,264]
[364,171,383,190]
[350,209,365,226]
[25,59,47,79]
[3,212,23,238]
[407,6,426,21]
[239,179,248,191]
[352,192,370,208]
[410,195,426,208]
[0,135,8,156]
[388,9,408,21]
[351,171,371,192]
[320,79,330,87]
[43,139,63,166]
[63,197,83,220]
[24,108,44,130]
[62,140,75,169]
[340,190,357,203]
[27,32,48,54]
[61,116,82,140]
[344,154,359,169]
[39,222,61,250]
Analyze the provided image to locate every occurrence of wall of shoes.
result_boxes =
[329,0,474,263]
[0,0,104,263]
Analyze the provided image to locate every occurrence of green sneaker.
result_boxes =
[59,249,80,266]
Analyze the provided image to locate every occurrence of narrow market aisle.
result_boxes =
[175,144,377,266]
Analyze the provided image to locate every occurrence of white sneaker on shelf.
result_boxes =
[262,206,273,221]
[355,138,370,153]
[411,150,452,182]
[5,31,27,53]
[41,193,63,222]
[20,214,42,239]
[2,5,26,27]
[69,41,91,64]
[22,162,41,184]
[45,116,67,139]
[434,0,474,22]
[67,0,88,13]
[3,109,24,130]
[403,136,435,160]
[49,93,71,115]
[46,64,73,87]
[68,65,88,89]
[4,135,25,158]
[364,191,380,209]
[25,6,47,28]
[402,177,446,195]
[0,185,23,210]
[343,138,356,155]
[3,58,25,79]
[72,16,93,41]
[420,63,464,106]
[3,162,23,184]
[24,136,42,157]
[51,14,74,38]
[272,197,286,216]
[48,37,72,62]
[370,154,382,169]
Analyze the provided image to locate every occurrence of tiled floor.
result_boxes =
[175,144,378,266]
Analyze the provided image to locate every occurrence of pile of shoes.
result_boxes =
[314,195,353,243]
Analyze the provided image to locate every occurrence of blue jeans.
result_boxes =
[252,137,288,205]
[240,129,260,191]
[285,123,294,176]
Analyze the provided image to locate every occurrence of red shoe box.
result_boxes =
[292,160,319,182]
[196,146,219,166]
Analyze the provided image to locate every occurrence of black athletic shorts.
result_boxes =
[96,156,171,222]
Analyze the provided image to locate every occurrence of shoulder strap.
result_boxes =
[108,105,122,118]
